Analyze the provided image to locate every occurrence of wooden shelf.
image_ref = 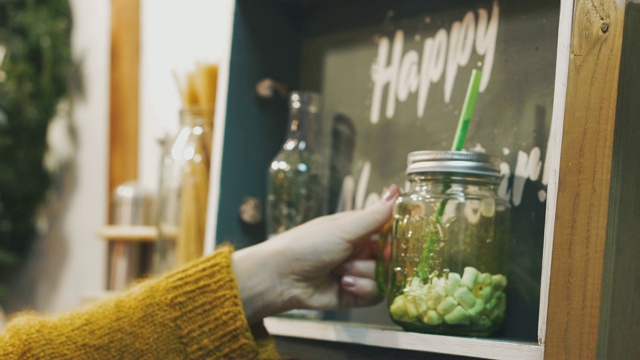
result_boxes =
[264,317,542,360]
[98,225,157,242]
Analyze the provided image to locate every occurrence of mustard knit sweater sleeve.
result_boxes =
[0,245,280,359]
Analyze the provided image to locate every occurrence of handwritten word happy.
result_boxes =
[370,1,500,124]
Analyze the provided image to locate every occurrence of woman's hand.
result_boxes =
[233,184,399,324]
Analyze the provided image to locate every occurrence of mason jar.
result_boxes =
[387,151,510,336]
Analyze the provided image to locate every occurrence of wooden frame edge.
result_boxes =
[108,0,141,290]
[204,0,237,255]
[544,0,626,358]
[537,0,576,347]
[109,0,140,201]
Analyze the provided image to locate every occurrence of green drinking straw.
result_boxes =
[451,69,483,151]
[419,70,484,282]
[435,69,483,219]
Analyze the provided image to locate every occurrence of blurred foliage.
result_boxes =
[0,0,74,298]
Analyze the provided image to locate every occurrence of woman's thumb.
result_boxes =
[337,184,399,242]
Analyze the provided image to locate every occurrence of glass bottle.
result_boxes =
[155,107,212,274]
[266,91,327,237]
[386,151,510,336]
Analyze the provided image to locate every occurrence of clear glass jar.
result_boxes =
[266,91,328,237]
[387,151,510,337]
[155,107,212,274]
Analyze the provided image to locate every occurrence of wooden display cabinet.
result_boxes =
[204,0,640,358]
[108,0,640,358]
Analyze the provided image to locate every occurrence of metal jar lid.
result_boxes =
[406,151,502,177]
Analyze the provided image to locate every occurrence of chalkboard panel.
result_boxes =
[298,0,559,341]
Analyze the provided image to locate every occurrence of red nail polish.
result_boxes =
[342,276,356,288]
[382,184,399,201]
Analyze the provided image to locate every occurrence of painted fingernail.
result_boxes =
[342,276,356,288]
[382,184,399,201]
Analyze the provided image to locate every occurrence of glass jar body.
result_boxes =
[155,108,212,274]
[387,173,510,336]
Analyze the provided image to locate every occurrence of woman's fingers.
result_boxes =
[331,184,399,244]
[334,259,375,278]
[340,276,381,307]
[348,237,377,259]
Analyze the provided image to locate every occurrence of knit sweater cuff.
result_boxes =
[160,245,259,359]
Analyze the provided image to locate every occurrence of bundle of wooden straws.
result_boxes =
[173,63,218,266]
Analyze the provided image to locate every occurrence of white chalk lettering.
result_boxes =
[370,31,404,124]
[355,161,372,210]
[511,147,543,206]
[336,175,355,212]
[370,1,500,124]
[418,30,447,117]
[498,161,511,201]
[398,49,420,101]
[475,1,500,92]
[445,11,476,103]
[337,161,378,212]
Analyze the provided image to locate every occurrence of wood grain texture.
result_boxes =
[597,2,640,359]
[109,0,140,199]
[544,0,625,358]
[107,0,140,293]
